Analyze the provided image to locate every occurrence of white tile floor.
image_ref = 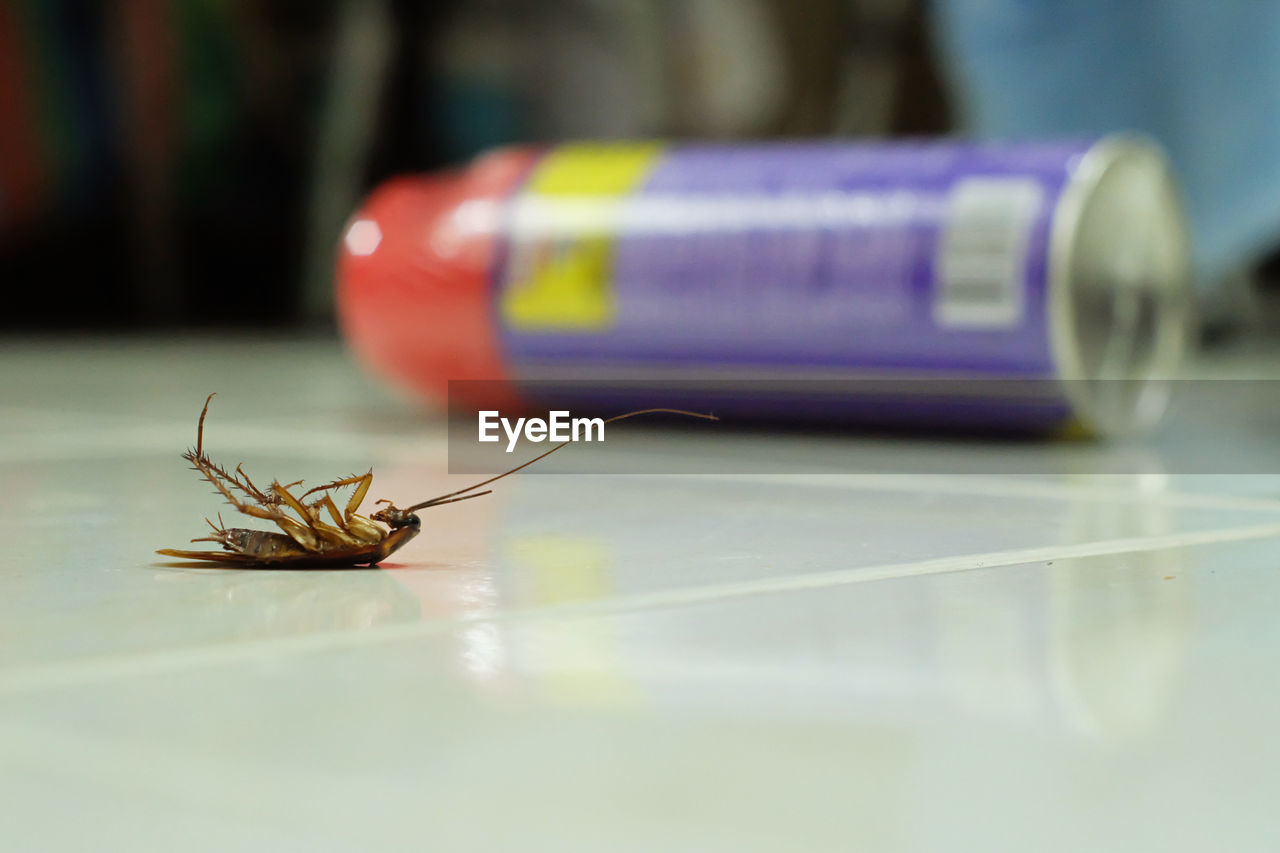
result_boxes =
[1,336,1279,851]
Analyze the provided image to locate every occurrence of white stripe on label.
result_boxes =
[935,177,1043,329]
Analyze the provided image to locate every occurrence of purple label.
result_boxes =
[494,140,1093,385]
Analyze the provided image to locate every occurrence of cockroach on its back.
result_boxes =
[156,394,716,568]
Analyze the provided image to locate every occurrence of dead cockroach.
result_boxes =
[156,394,716,568]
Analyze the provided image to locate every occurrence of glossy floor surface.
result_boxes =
[2,336,1278,851]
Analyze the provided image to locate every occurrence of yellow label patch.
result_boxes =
[501,143,663,332]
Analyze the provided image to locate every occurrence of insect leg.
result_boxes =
[181,395,289,516]
[335,473,384,542]
[314,493,383,544]
[233,464,282,506]
[318,494,347,528]
[301,472,373,515]
[300,472,384,543]
[311,493,370,545]
[187,454,287,522]
[271,481,354,549]
[343,472,374,517]
[190,460,319,548]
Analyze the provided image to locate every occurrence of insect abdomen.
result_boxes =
[225,529,313,561]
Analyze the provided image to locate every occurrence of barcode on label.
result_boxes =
[935,177,1043,329]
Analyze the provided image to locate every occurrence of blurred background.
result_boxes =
[2,0,1278,335]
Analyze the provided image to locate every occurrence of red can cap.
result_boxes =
[336,148,539,410]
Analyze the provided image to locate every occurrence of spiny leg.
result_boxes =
[302,472,373,516]
[181,395,316,546]
[233,464,285,507]
[181,397,286,521]
[187,453,287,523]
[343,472,374,517]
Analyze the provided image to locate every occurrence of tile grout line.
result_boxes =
[3,519,1280,697]
[679,471,1280,513]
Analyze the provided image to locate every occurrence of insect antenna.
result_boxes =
[400,408,717,512]
[376,490,493,512]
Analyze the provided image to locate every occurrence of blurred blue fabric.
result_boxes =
[931,0,1280,292]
